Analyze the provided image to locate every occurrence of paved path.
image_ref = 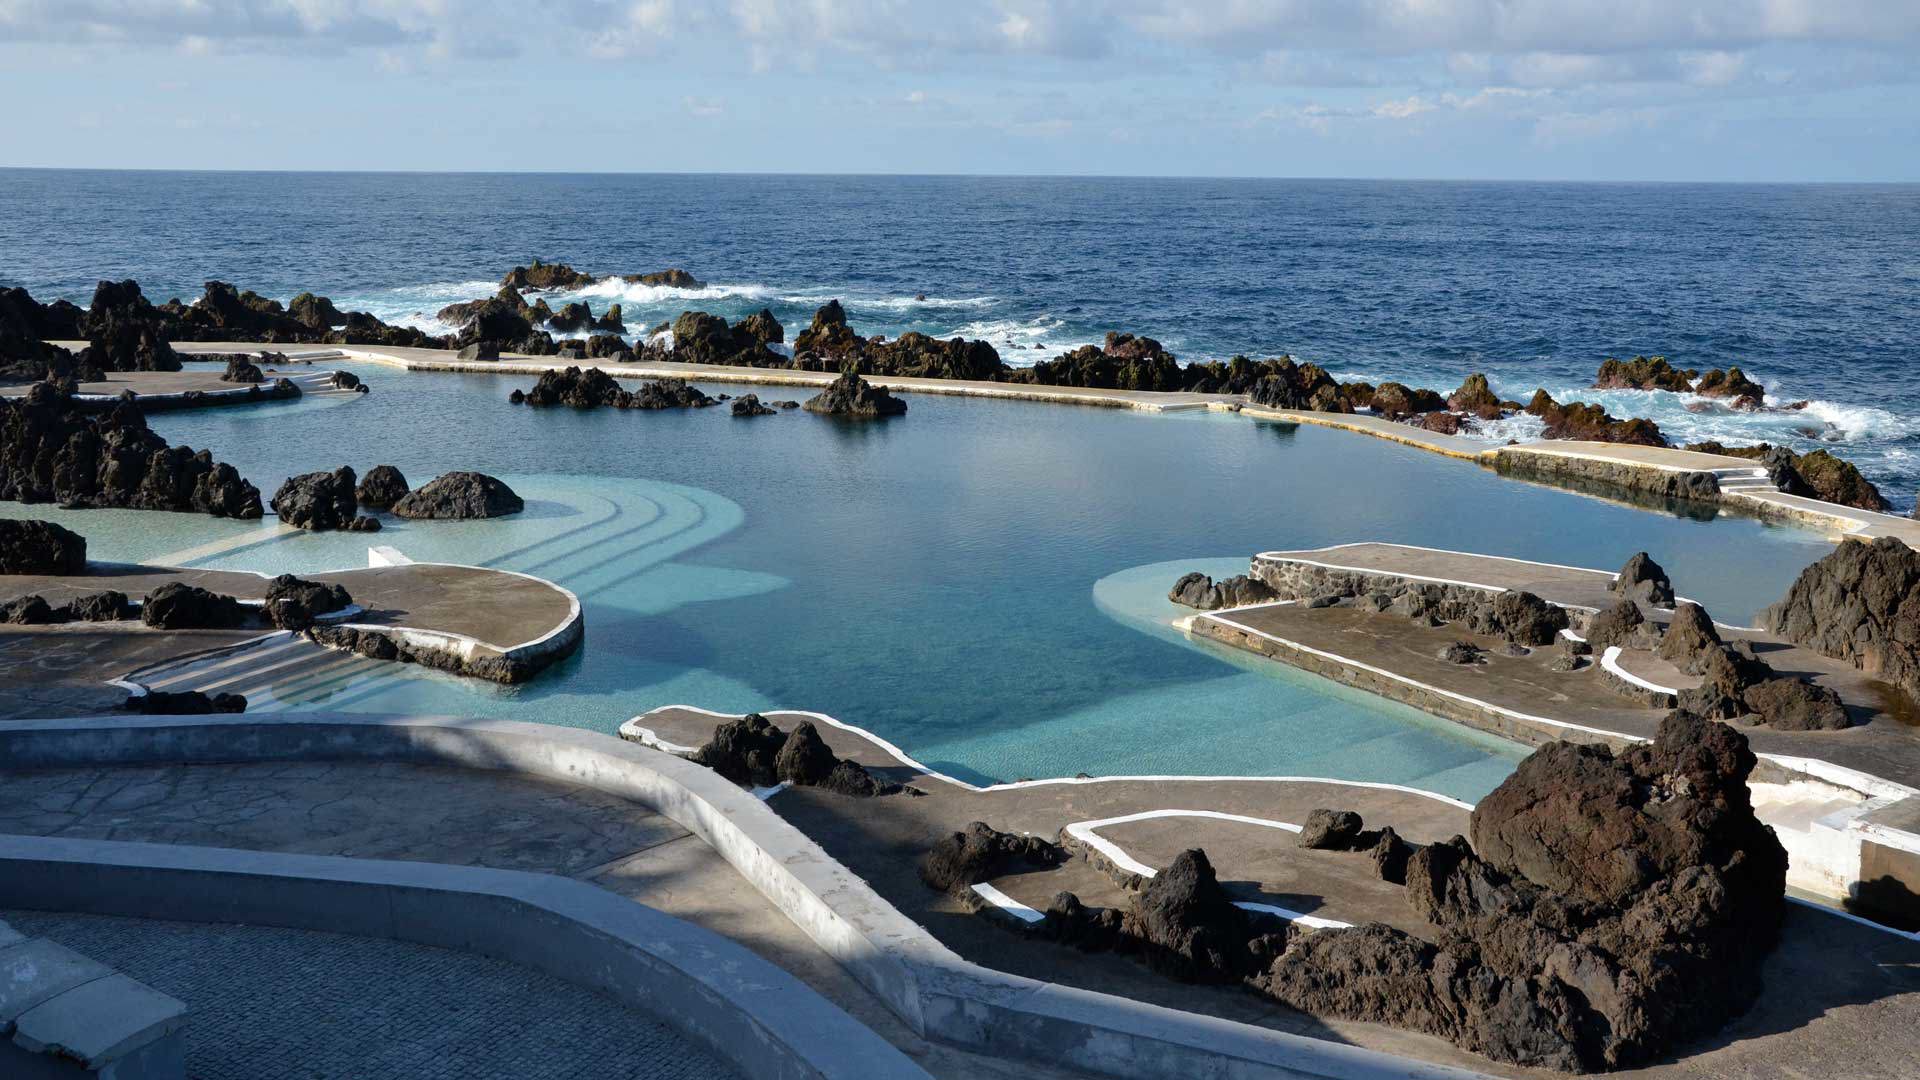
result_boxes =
[5,909,738,1080]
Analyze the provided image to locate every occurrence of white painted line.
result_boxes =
[971,883,1046,924]
[1600,646,1681,695]
[1233,902,1351,931]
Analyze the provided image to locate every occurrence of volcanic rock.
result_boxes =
[730,394,776,416]
[669,309,788,367]
[1763,535,1920,695]
[632,378,715,409]
[691,712,785,785]
[80,280,180,372]
[62,590,132,622]
[622,268,704,289]
[270,467,360,531]
[1438,640,1485,664]
[803,370,907,417]
[1124,849,1265,982]
[1366,382,1446,419]
[0,595,56,624]
[142,582,252,629]
[1656,601,1722,673]
[1693,367,1765,409]
[1592,356,1694,392]
[288,292,346,330]
[1246,358,1352,412]
[1583,598,1653,651]
[1464,590,1569,646]
[391,472,523,520]
[220,355,264,383]
[1447,373,1504,420]
[124,689,246,714]
[920,821,1066,898]
[1525,390,1667,446]
[1297,809,1365,850]
[1167,571,1279,611]
[0,519,86,574]
[355,465,409,508]
[456,342,499,362]
[1609,551,1674,605]
[263,574,352,631]
[1682,441,1889,511]
[502,260,593,291]
[1414,411,1461,434]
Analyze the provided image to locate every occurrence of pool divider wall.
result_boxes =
[0,714,1495,1080]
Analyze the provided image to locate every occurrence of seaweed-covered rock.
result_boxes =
[355,465,409,509]
[270,467,360,531]
[802,370,907,417]
[1609,551,1674,605]
[391,472,523,520]
[1446,373,1503,420]
[920,821,1065,898]
[1693,367,1765,409]
[0,519,86,574]
[141,582,252,629]
[1592,356,1694,392]
[263,574,352,631]
[124,689,246,714]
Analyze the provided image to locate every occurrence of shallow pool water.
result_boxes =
[4,361,1840,800]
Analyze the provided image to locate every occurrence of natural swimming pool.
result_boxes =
[3,362,1840,800]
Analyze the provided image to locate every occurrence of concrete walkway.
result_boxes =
[5,909,739,1080]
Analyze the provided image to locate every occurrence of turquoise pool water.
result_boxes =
[3,361,1839,799]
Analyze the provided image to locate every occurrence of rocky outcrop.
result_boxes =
[1446,373,1503,420]
[803,370,907,417]
[288,292,346,330]
[668,310,787,367]
[730,394,776,416]
[1609,551,1674,605]
[632,379,715,409]
[62,590,133,622]
[920,821,1066,899]
[1524,390,1666,446]
[1368,382,1446,420]
[355,465,409,508]
[1584,598,1657,650]
[271,467,376,532]
[220,355,264,383]
[81,280,180,372]
[1763,535,1920,697]
[391,471,523,520]
[141,582,253,629]
[622,269,704,289]
[1682,441,1889,511]
[1463,590,1569,645]
[307,622,568,685]
[513,367,713,410]
[0,385,262,519]
[1243,359,1351,413]
[0,519,86,574]
[1167,571,1279,611]
[1262,712,1787,1072]
[451,298,537,354]
[262,574,352,631]
[1692,367,1765,409]
[689,712,901,796]
[1126,849,1279,982]
[125,689,246,714]
[502,260,593,291]
[1296,809,1365,850]
[169,281,312,341]
[0,288,94,384]
[546,301,597,334]
[1592,356,1694,392]
[1656,601,1721,672]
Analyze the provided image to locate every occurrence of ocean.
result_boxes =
[4,170,1917,503]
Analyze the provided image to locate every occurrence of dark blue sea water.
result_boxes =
[4,170,1918,499]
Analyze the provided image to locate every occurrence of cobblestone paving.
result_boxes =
[7,910,741,1080]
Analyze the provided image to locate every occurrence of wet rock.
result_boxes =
[1446,373,1504,420]
[622,268,704,289]
[142,582,253,629]
[220,355,264,383]
[1592,356,1694,392]
[1297,809,1365,850]
[1124,849,1263,982]
[802,370,907,417]
[1438,640,1485,664]
[1610,551,1675,606]
[668,309,789,367]
[263,574,352,632]
[1414,411,1462,435]
[391,471,523,520]
[1368,381,1446,419]
[547,302,597,334]
[502,260,593,291]
[0,387,262,519]
[355,465,409,509]
[632,378,715,410]
[328,370,364,392]
[452,298,535,355]
[1245,358,1353,412]
[124,689,246,714]
[920,821,1066,898]
[271,467,360,531]
[0,519,86,574]
[1525,390,1667,446]
[1656,601,1722,673]
[1693,367,1765,409]
[730,394,776,416]
[1763,535,1920,697]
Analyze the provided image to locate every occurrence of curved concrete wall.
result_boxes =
[0,714,1490,1080]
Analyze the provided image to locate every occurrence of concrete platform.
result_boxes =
[0,558,581,716]
[0,366,357,410]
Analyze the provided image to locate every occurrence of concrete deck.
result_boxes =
[0,759,1099,1080]
[1,365,356,409]
[626,705,1920,1080]
[0,559,581,716]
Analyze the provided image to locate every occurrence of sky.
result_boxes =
[1,1,1917,181]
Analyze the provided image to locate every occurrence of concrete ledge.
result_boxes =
[0,918,187,1080]
[0,834,927,1080]
[0,714,1491,1080]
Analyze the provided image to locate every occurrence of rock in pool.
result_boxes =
[391,471,524,520]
